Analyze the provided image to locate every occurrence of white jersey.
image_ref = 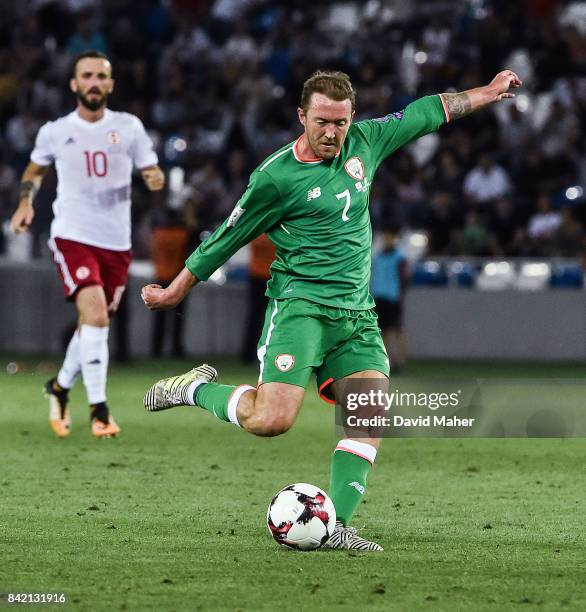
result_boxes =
[31,109,158,251]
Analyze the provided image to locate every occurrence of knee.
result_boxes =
[238,383,304,437]
[76,286,110,327]
[249,414,294,437]
[79,299,109,326]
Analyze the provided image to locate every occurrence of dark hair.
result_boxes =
[300,70,356,112]
[72,50,112,77]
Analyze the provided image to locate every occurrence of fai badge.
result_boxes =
[344,156,365,181]
[275,354,295,372]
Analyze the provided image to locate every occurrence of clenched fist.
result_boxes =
[141,166,165,191]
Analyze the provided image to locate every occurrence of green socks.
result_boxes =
[329,440,377,525]
[193,383,255,426]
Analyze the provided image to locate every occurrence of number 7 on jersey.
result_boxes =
[336,189,351,222]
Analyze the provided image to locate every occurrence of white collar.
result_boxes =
[70,108,112,128]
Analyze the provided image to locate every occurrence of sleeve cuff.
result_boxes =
[30,153,53,166]
[438,94,451,123]
[135,154,159,170]
[185,256,211,282]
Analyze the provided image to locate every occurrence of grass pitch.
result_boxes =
[1,357,585,611]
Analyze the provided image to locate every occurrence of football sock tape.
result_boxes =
[194,383,255,426]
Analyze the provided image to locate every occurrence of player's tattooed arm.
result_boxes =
[19,181,38,202]
[10,162,50,234]
[441,70,522,122]
[17,162,49,203]
[440,93,472,120]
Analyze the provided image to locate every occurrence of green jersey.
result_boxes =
[186,94,447,309]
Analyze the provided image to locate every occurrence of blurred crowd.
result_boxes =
[1,0,585,260]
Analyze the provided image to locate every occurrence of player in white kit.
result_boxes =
[10,51,165,438]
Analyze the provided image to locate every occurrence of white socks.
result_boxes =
[57,330,81,389]
[79,324,109,405]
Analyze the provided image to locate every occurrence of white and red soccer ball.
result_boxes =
[267,483,336,550]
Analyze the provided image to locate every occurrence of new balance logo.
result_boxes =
[307,187,321,201]
[348,481,365,495]
[65,137,75,145]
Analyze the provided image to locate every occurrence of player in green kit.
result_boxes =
[142,69,522,550]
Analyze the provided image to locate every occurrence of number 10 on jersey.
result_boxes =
[84,151,108,177]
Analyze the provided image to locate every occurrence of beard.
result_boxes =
[314,140,338,160]
[77,90,108,111]
[307,132,340,160]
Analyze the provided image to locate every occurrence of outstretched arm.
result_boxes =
[441,70,522,121]
[141,170,283,311]
[10,162,50,234]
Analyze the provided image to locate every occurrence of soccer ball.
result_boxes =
[267,483,336,550]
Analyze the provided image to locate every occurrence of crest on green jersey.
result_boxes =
[344,156,365,181]
[275,354,295,372]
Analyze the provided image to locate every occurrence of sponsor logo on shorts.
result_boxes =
[344,156,365,180]
[76,266,90,280]
[275,354,295,372]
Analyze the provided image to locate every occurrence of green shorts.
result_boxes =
[257,298,390,403]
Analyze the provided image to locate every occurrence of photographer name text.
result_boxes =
[346,415,475,428]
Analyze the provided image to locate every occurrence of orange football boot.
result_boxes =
[91,415,121,438]
[44,378,72,438]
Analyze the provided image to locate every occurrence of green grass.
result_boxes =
[1,357,585,611]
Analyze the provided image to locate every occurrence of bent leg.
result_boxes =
[149,298,315,434]
[194,380,305,437]
[237,383,305,436]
